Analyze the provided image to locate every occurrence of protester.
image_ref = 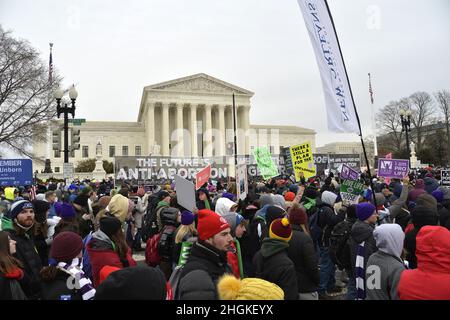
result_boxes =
[173,210,198,265]
[222,212,246,278]
[196,188,214,211]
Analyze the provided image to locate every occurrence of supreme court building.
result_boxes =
[33,73,316,173]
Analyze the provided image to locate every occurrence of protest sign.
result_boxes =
[0,159,33,186]
[340,164,359,180]
[195,164,211,190]
[236,164,248,201]
[174,174,196,211]
[340,179,365,204]
[253,147,279,180]
[377,158,409,179]
[290,142,316,180]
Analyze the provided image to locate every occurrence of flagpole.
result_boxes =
[323,0,378,209]
[369,73,378,158]
[232,93,238,167]
[49,43,53,83]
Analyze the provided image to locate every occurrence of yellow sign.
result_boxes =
[290,142,316,180]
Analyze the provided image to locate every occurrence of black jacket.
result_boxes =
[178,241,232,300]
[287,226,319,293]
[438,203,450,230]
[349,220,377,272]
[0,271,28,300]
[4,227,42,299]
[41,271,83,300]
[317,202,346,247]
[253,238,298,300]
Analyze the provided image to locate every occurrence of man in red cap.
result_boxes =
[177,209,233,300]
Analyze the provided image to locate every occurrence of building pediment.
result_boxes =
[144,73,253,96]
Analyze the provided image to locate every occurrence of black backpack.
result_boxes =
[157,225,177,262]
[141,195,160,242]
[329,220,353,269]
[308,207,324,247]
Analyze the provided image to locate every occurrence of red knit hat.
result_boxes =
[269,218,292,242]
[197,209,230,241]
[284,192,296,202]
[50,231,83,262]
[288,206,308,226]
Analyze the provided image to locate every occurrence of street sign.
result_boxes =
[63,163,74,179]
[0,159,33,186]
[68,118,86,125]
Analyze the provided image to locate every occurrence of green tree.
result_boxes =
[75,158,114,173]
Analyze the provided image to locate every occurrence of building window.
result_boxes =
[109,146,115,157]
[55,167,60,173]
[82,146,89,158]
[135,146,141,156]
[54,150,60,158]
[122,146,128,156]
[269,146,274,154]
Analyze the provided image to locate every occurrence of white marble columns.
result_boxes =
[176,103,184,156]
[146,103,155,155]
[203,104,213,157]
[190,104,198,157]
[161,103,170,156]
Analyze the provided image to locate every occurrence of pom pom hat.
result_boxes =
[269,217,292,242]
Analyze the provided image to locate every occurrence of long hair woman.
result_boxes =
[0,231,27,300]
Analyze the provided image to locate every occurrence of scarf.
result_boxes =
[57,258,96,300]
[355,241,366,300]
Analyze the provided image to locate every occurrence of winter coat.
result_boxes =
[215,197,236,217]
[0,268,28,300]
[178,241,232,300]
[1,217,42,299]
[41,270,83,300]
[317,202,346,247]
[86,230,137,287]
[253,238,298,300]
[349,220,377,273]
[398,226,450,300]
[227,240,241,279]
[287,226,319,293]
[438,203,450,230]
[365,224,406,300]
[389,183,410,220]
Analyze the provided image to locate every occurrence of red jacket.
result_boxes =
[398,226,450,300]
[87,236,137,288]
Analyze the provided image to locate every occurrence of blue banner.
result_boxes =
[0,159,33,186]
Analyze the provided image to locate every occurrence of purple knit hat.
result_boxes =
[181,210,195,225]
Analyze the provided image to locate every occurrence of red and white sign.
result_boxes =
[195,165,211,190]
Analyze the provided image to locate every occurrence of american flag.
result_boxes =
[49,43,53,83]
[29,185,37,201]
[368,73,374,104]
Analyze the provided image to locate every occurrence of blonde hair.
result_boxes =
[175,224,197,244]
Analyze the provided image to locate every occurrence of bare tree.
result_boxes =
[0,25,61,158]
[408,92,435,153]
[434,90,450,164]
[376,100,404,152]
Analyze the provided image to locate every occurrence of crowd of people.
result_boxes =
[0,168,449,300]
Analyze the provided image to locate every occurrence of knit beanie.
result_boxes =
[217,274,284,300]
[222,212,244,237]
[31,200,50,223]
[416,193,438,211]
[322,191,338,206]
[197,209,230,241]
[60,203,76,220]
[54,202,63,216]
[181,210,195,226]
[107,194,129,223]
[100,216,122,238]
[431,189,444,203]
[50,231,83,263]
[284,191,296,202]
[288,206,308,226]
[411,205,438,229]
[357,202,376,221]
[265,205,286,227]
[95,266,166,300]
[7,200,33,220]
[222,192,235,201]
[269,218,292,242]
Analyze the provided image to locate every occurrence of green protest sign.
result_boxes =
[340,179,364,204]
[178,241,193,266]
[253,147,279,180]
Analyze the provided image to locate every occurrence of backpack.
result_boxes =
[157,225,177,262]
[145,232,162,267]
[141,196,162,242]
[329,220,353,269]
[308,207,324,247]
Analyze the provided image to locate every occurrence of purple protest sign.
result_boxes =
[340,164,359,180]
[377,158,409,179]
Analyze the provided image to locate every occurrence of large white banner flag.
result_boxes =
[297,0,360,134]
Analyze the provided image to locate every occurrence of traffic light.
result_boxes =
[52,130,61,151]
[71,128,81,150]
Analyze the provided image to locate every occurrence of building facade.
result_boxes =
[33,73,316,173]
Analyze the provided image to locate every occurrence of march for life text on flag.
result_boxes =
[195,164,211,190]
[297,0,360,134]
[290,142,316,180]
[253,147,279,180]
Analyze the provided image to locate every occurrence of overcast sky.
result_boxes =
[1,0,449,148]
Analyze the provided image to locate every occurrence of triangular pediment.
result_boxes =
[144,73,253,95]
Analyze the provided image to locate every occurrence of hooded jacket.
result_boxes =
[86,230,136,287]
[423,177,439,194]
[366,224,405,300]
[1,216,42,299]
[349,220,377,273]
[253,238,298,300]
[214,197,236,217]
[398,226,450,300]
[178,240,232,300]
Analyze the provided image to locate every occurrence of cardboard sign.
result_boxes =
[236,164,248,201]
[195,164,211,190]
[340,164,359,181]
[377,158,409,179]
[174,174,196,211]
[340,179,365,204]
[253,147,279,180]
[290,142,316,180]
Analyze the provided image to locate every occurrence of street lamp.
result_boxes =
[54,85,78,164]
[400,108,412,159]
